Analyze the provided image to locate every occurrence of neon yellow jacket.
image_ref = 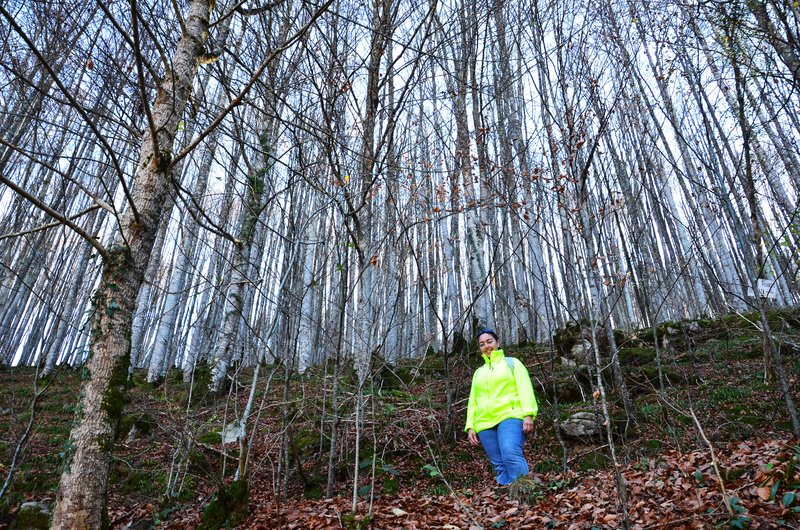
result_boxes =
[465,349,538,433]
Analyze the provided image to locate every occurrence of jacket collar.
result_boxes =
[482,349,505,364]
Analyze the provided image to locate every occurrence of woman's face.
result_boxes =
[478,333,499,355]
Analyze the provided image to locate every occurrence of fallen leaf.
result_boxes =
[756,487,771,501]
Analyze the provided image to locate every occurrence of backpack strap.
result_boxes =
[506,357,515,373]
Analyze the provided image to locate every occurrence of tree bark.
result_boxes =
[51,1,212,527]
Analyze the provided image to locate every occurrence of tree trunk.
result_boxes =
[51,1,212,526]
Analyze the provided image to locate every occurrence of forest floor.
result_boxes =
[1,309,800,529]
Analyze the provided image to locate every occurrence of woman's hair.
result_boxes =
[477,329,499,342]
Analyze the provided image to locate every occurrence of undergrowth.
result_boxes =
[0,307,798,527]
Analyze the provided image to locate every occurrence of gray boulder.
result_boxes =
[222,420,245,444]
[571,339,593,365]
[13,501,50,530]
[559,411,603,439]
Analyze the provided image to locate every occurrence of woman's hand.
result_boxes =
[467,429,479,446]
[523,416,534,435]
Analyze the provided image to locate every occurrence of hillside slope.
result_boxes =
[1,309,799,529]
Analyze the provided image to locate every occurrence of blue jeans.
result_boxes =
[478,418,529,485]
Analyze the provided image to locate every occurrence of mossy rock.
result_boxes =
[168,368,184,383]
[616,334,646,350]
[375,363,420,390]
[339,364,360,388]
[119,412,158,442]
[13,468,57,494]
[633,328,658,345]
[148,374,166,388]
[199,480,248,530]
[543,378,586,404]
[418,355,446,375]
[303,475,325,500]
[553,320,619,360]
[553,321,584,357]
[134,413,157,436]
[292,427,325,461]
[574,365,593,386]
[720,466,750,484]
[574,364,614,390]
[452,331,469,358]
[612,329,627,348]
[11,502,50,530]
[763,308,797,329]
[683,371,704,386]
[466,352,484,370]
[618,347,657,367]
[129,369,149,388]
[654,321,680,338]
[393,366,416,385]
[514,326,529,347]
[625,366,682,394]
[186,448,220,479]
[357,445,375,464]
[0,491,24,524]
[719,313,752,331]
[117,415,135,441]
[197,429,222,445]
[732,338,763,360]
[187,364,214,405]
[659,320,684,332]
[333,461,353,482]
[371,355,401,390]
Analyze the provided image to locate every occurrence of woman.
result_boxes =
[465,329,538,485]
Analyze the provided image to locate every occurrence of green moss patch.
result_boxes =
[340,511,374,530]
[618,347,657,367]
[578,451,610,472]
[199,480,248,530]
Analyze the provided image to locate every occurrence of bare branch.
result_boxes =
[0,205,102,242]
[0,173,108,259]
[130,0,161,157]
[0,4,141,226]
[172,0,336,164]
